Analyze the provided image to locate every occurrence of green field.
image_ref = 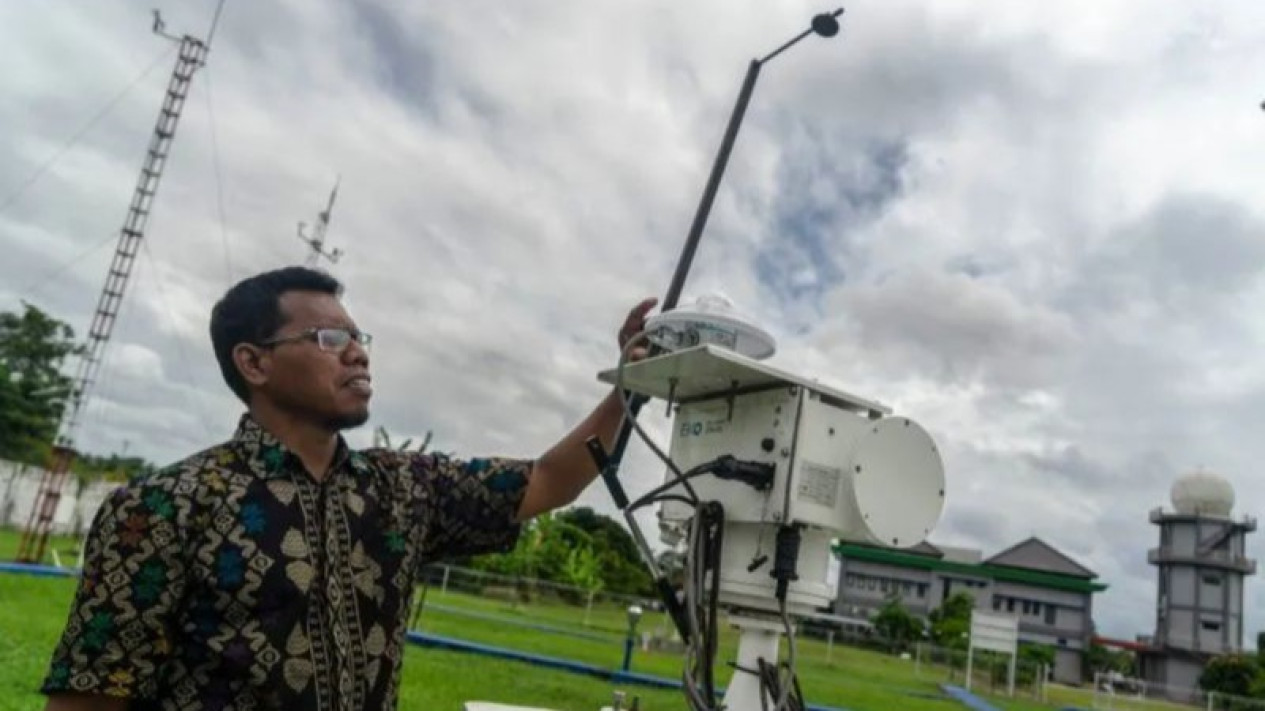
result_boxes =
[0,528,1109,711]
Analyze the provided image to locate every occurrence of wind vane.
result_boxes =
[298,177,343,266]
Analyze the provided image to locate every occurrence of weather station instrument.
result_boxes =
[468,7,946,711]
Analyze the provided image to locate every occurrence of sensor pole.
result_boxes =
[587,8,845,642]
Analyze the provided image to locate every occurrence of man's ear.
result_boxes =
[232,344,270,388]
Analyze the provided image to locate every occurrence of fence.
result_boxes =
[1029,673,1265,711]
[911,641,1050,702]
[413,563,660,631]
[1063,673,1265,711]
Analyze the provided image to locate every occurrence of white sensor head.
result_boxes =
[645,293,777,360]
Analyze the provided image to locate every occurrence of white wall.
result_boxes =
[1170,568,1195,605]
[1166,609,1194,648]
[0,459,118,537]
[1170,523,1197,556]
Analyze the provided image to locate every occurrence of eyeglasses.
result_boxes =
[260,327,373,353]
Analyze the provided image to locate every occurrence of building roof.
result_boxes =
[836,542,1109,594]
[985,537,1098,579]
[905,541,943,558]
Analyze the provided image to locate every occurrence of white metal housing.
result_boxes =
[600,345,946,614]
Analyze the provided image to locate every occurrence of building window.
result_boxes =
[1204,575,1223,586]
[993,597,1003,611]
[1007,599,1015,613]
[917,584,927,599]
[1202,621,1222,632]
[1044,605,1056,625]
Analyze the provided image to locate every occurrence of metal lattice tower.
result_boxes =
[15,27,209,564]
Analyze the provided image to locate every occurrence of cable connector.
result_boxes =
[771,525,801,602]
[710,455,775,491]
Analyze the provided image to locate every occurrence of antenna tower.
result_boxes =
[15,14,213,563]
[298,178,343,266]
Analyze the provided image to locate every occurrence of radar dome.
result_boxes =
[1171,469,1235,517]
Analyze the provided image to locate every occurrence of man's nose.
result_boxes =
[342,340,369,367]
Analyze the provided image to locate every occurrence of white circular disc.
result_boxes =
[849,417,946,547]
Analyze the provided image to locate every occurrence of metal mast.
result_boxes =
[298,177,343,267]
[15,16,210,564]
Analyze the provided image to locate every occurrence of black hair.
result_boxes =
[209,266,343,404]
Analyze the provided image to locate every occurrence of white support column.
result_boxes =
[723,616,783,711]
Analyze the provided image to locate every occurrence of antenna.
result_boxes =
[15,10,217,563]
[298,177,344,266]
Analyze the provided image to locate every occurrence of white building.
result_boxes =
[835,537,1107,684]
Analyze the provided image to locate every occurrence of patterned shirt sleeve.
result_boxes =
[41,475,189,700]
[409,453,532,564]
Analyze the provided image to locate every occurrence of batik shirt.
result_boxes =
[41,414,532,711]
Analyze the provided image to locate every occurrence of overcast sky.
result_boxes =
[4,0,1265,644]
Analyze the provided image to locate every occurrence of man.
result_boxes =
[40,266,657,711]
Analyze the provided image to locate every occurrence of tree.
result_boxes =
[928,592,975,650]
[467,511,594,599]
[72,452,156,482]
[562,545,604,595]
[0,303,81,463]
[1199,654,1258,697]
[557,507,653,596]
[1086,642,1135,679]
[1017,643,1058,684]
[871,595,924,652]
[465,506,658,599]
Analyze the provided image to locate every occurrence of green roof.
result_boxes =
[834,544,1109,594]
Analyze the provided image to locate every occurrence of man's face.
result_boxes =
[251,290,372,430]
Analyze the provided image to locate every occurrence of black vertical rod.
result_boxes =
[587,59,766,644]
[600,58,764,478]
[663,58,763,312]
[588,11,844,643]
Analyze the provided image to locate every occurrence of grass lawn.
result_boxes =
[0,529,80,568]
[0,528,1094,711]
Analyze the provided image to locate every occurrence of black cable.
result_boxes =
[205,0,229,49]
[628,455,775,512]
[0,44,175,215]
[682,503,710,710]
[683,499,729,711]
[704,502,724,704]
[15,232,118,301]
[758,658,805,711]
[202,66,233,285]
[626,461,713,512]
[139,240,219,436]
[614,331,699,503]
[759,659,773,711]
[635,493,697,509]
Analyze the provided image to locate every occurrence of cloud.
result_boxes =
[3,0,1265,645]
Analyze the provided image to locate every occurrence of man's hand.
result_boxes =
[619,297,659,362]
